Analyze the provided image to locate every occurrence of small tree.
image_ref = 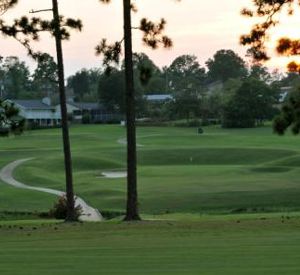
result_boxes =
[67,69,91,101]
[98,68,125,113]
[222,78,276,128]
[0,99,24,136]
[0,1,24,136]
[1,56,31,99]
[32,53,58,98]
[172,89,202,122]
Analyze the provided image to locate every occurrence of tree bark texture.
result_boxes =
[123,0,141,221]
[52,0,76,222]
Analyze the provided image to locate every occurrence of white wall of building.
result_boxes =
[17,107,61,120]
[55,103,79,115]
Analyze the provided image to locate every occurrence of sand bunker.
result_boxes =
[101,171,127,178]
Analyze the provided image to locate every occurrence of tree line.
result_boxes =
[0,54,58,100]
[94,50,298,129]
[3,48,298,129]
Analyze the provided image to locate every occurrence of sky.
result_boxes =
[1,0,300,77]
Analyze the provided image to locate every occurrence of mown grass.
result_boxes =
[1,213,300,274]
[2,126,300,274]
[1,125,300,215]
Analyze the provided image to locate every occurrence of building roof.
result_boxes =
[11,100,55,110]
[279,86,292,103]
[146,94,173,101]
[69,102,103,110]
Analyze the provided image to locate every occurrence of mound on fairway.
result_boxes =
[2,125,300,216]
[138,147,296,166]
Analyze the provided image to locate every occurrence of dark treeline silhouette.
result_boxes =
[95,50,296,128]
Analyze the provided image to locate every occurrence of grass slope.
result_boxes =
[1,125,300,215]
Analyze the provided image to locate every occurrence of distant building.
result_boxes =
[7,98,61,127]
[279,86,292,103]
[57,102,122,123]
[206,81,224,96]
[145,94,173,103]
[7,97,122,126]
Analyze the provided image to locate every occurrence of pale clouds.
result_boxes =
[1,0,295,75]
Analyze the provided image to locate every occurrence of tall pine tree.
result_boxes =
[0,0,82,221]
[97,0,177,221]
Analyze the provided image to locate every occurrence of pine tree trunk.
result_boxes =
[123,0,141,221]
[52,0,76,222]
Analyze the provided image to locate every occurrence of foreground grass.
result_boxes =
[1,213,300,274]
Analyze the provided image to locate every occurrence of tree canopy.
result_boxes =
[168,54,207,92]
[206,49,247,83]
[0,98,25,136]
[0,56,30,99]
[241,0,300,135]
[32,53,58,96]
[222,77,277,128]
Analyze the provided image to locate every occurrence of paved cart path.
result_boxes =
[0,158,103,222]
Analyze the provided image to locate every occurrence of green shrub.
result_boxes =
[49,195,82,220]
[82,113,91,124]
[0,128,9,137]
